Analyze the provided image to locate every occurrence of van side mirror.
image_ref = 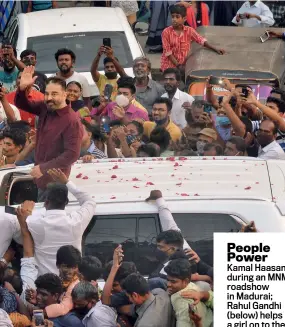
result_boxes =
[133,22,149,36]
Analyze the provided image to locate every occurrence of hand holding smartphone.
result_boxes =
[33,310,45,327]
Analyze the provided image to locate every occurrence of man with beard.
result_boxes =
[54,48,91,109]
[0,45,26,93]
[162,68,194,129]
[143,97,182,142]
[257,120,285,159]
[91,45,126,101]
[15,66,83,200]
[20,49,47,94]
[133,57,165,114]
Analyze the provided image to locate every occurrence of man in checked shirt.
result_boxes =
[161,5,225,72]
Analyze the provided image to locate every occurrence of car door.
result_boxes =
[171,213,243,266]
[82,214,161,276]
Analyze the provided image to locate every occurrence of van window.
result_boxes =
[173,213,242,266]
[83,214,160,276]
[27,32,133,74]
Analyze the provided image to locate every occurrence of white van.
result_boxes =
[3,7,144,96]
[1,157,285,275]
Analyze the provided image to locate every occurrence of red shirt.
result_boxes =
[6,90,44,127]
[15,90,83,190]
[161,25,206,71]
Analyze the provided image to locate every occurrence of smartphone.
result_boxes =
[5,206,16,215]
[126,135,137,145]
[104,84,113,102]
[100,116,111,133]
[209,76,223,86]
[118,244,123,264]
[33,310,44,326]
[103,37,111,48]
[203,104,212,114]
[260,31,270,43]
[242,87,249,98]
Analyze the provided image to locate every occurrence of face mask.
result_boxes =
[196,141,206,155]
[154,116,168,126]
[105,72,118,80]
[155,249,169,263]
[216,125,232,142]
[115,94,129,108]
[257,134,273,147]
[216,116,231,126]
[75,306,90,317]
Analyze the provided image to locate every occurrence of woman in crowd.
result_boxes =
[177,1,210,29]
[66,82,90,119]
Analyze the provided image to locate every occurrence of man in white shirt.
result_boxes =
[0,88,21,121]
[162,68,194,129]
[257,120,285,160]
[232,1,274,27]
[54,48,92,108]
[0,209,21,260]
[27,168,96,276]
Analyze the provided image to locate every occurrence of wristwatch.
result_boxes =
[0,258,8,266]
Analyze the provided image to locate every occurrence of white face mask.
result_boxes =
[115,94,129,108]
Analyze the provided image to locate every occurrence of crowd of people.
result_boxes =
[0,0,282,326]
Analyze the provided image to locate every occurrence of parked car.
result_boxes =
[0,157,285,275]
[3,7,145,96]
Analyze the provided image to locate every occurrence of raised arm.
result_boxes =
[48,169,96,230]
[15,66,43,115]
[91,46,105,83]
[2,45,26,71]
[146,190,191,249]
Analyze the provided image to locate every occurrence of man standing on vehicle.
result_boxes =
[54,48,91,109]
[15,66,83,201]
[91,45,126,101]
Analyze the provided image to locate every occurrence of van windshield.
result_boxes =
[27,32,133,74]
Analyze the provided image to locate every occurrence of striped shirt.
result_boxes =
[161,25,206,71]
[87,141,107,159]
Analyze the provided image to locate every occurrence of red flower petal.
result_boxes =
[146,182,155,185]
[112,165,119,169]
[179,157,187,161]
[202,158,207,160]
[167,157,175,161]
[194,193,199,196]
[110,196,116,199]
[111,175,117,179]
[171,174,175,177]
[132,178,140,181]
[82,176,89,180]
[244,186,251,190]
[174,162,179,167]
[255,182,259,184]
[181,193,189,196]
[176,183,182,186]
[133,186,140,188]
[76,173,82,178]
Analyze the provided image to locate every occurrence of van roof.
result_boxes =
[18,7,127,37]
[67,157,273,203]
[2,157,285,204]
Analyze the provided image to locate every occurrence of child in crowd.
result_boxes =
[161,5,225,72]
